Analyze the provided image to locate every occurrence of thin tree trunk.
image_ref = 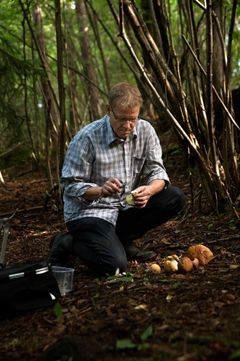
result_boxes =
[114,0,239,214]
[32,4,59,184]
[90,0,139,78]
[55,0,66,176]
[22,15,38,164]
[85,0,110,93]
[31,37,43,158]
[75,0,101,121]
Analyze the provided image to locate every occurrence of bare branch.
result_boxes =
[118,6,202,157]
[182,35,240,131]
[192,0,207,11]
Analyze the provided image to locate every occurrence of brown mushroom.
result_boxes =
[178,256,193,272]
[163,255,179,273]
[149,263,161,274]
[192,258,200,269]
[187,244,214,265]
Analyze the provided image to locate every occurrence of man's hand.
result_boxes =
[102,178,123,197]
[131,186,152,208]
[132,180,166,208]
[83,178,122,201]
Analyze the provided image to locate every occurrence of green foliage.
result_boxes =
[116,324,153,351]
[53,302,63,319]
[116,338,136,350]
[0,0,239,177]
[0,144,31,170]
[140,324,153,341]
[228,218,238,230]
[207,223,215,231]
[106,272,134,284]
[230,350,240,360]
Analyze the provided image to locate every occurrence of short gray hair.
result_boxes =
[109,82,143,109]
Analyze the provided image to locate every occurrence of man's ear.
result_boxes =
[106,105,111,114]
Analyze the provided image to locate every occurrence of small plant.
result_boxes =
[106,272,134,284]
[116,324,153,351]
[53,302,63,319]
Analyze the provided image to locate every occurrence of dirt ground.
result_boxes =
[0,158,239,361]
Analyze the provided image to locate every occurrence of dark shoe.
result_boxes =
[48,232,73,266]
[125,244,157,262]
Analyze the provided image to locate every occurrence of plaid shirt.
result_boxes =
[61,115,170,225]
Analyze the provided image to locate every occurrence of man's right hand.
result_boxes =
[83,178,122,201]
[101,178,123,197]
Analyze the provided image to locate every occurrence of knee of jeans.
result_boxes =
[173,187,185,210]
[104,254,128,276]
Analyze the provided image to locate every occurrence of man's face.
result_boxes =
[109,105,140,139]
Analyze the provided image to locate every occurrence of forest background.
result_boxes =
[0,1,240,361]
[0,0,239,214]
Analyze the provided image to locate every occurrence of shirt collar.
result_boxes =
[105,115,138,145]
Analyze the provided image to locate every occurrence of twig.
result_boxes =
[207,235,240,243]
[0,206,43,218]
[193,0,206,11]
[182,34,240,130]
[0,143,22,159]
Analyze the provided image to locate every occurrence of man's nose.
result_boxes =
[124,120,134,129]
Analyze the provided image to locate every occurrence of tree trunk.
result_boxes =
[55,0,66,176]
[86,1,110,93]
[32,4,59,185]
[116,0,239,214]
[75,0,101,121]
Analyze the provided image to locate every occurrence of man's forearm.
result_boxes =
[147,179,166,196]
[83,186,103,201]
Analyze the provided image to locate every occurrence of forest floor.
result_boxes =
[0,141,240,361]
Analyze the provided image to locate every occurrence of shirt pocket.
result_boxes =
[132,153,146,175]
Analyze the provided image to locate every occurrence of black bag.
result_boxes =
[0,262,61,320]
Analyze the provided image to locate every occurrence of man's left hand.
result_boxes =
[132,186,152,208]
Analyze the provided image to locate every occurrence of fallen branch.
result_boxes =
[0,143,22,159]
[0,206,43,218]
[207,235,240,243]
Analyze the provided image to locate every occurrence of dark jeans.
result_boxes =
[66,185,185,275]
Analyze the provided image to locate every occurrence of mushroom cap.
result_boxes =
[163,259,178,272]
[149,263,161,273]
[126,194,135,205]
[187,244,214,265]
[178,256,193,272]
[166,254,179,262]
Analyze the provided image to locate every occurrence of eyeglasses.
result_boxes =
[111,108,139,124]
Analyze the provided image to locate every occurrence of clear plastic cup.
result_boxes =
[52,266,74,296]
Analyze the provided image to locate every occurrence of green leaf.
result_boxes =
[141,325,153,341]
[106,273,134,284]
[116,339,136,350]
[229,350,240,359]
[208,223,214,230]
[137,342,150,351]
[171,282,182,289]
[53,302,63,319]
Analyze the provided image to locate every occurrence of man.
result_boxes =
[49,82,185,275]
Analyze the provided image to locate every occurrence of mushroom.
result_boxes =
[192,257,200,269]
[178,256,193,272]
[126,189,139,206]
[163,255,179,273]
[149,263,161,274]
[126,193,135,205]
[187,244,214,265]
